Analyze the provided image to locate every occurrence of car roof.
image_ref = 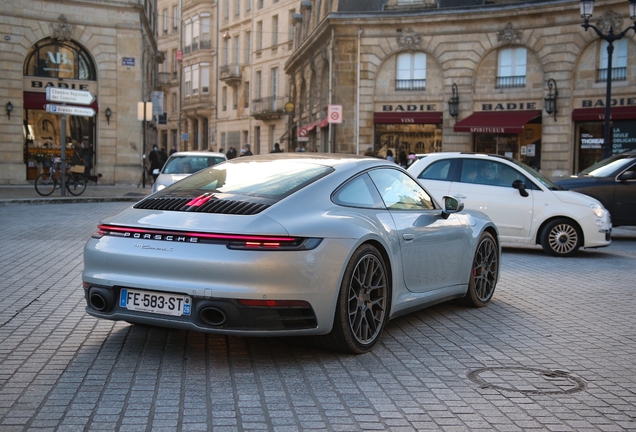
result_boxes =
[415,152,516,162]
[168,151,226,158]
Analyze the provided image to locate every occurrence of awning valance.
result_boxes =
[454,110,541,133]
[572,107,636,121]
[374,112,442,124]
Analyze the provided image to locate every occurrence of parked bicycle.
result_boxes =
[34,157,87,196]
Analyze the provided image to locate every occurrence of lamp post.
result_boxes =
[448,83,459,120]
[580,0,636,159]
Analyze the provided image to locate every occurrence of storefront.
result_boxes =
[571,102,636,172]
[454,108,543,169]
[22,38,98,180]
[373,108,443,163]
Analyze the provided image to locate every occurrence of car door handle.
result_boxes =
[402,234,415,242]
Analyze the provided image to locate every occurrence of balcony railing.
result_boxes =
[200,39,211,50]
[598,67,626,82]
[219,63,242,85]
[251,96,286,119]
[184,45,191,54]
[157,72,171,86]
[495,75,526,88]
[396,79,426,91]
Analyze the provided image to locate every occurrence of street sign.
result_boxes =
[298,127,308,137]
[328,105,343,124]
[46,104,96,117]
[46,87,95,105]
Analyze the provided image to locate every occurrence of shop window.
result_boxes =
[24,38,96,80]
[599,39,627,82]
[396,52,426,91]
[497,47,526,88]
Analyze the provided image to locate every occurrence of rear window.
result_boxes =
[163,159,334,200]
[418,159,453,181]
[163,155,225,174]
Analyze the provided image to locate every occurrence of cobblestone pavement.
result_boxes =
[1,201,635,431]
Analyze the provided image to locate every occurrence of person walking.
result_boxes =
[270,142,283,153]
[386,149,396,163]
[241,143,253,156]
[148,145,162,181]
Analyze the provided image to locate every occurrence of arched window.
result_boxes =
[396,52,426,91]
[24,38,96,80]
[497,47,526,88]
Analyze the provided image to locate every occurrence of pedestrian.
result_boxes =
[363,147,375,157]
[398,150,408,168]
[386,149,396,163]
[227,147,237,159]
[71,142,85,174]
[241,143,253,156]
[148,145,162,181]
[270,142,283,153]
[160,147,168,167]
[169,145,177,155]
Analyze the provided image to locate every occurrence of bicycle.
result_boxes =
[34,157,88,196]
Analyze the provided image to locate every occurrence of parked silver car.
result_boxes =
[84,154,500,353]
[152,151,227,193]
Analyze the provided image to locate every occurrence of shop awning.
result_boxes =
[23,91,100,113]
[306,121,317,131]
[318,117,329,128]
[572,107,636,121]
[374,112,442,124]
[454,110,541,133]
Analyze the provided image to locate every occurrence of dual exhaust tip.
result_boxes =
[87,288,228,327]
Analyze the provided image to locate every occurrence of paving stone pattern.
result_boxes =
[1,202,635,431]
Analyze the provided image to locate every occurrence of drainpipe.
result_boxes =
[356,28,363,155]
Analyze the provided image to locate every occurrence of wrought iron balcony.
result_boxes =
[396,79,426,91]
[219,63,242,86]
[251,96,286,120]
[598,67,626,82]
[495,75,526,88]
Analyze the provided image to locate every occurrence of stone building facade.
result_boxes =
[285,0,636,176]
[1,0,159,185]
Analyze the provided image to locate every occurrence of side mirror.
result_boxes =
[618,170,636,181]
[441,196,464,219]
[152,168,160,175]
[512,179,529,197]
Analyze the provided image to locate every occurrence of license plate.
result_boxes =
[120,288,191,317]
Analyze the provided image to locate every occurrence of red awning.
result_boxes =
[23,91,99,113]
[318,117,329,128]
[374,112,442,124]
[572,107,636,121]
[306,121,317,131]
[454,110,541,133]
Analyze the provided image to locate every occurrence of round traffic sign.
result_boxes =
[330,111,340,121]
[298,127,308,137]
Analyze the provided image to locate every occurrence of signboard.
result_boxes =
[46,104,96,117]
[612,121,636,154]
[46,87,95,105]
[298,126,309,141]
[328,104,343,124]
[122,57,135,66]
[151,91,164,116]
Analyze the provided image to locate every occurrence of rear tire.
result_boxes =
[540,218,581,257]
[318,244,389,354]
[461,231,498,308]
[34,173,57,196]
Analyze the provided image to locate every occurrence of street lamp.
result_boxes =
[105,107,112,125]
[544,78,558,121]
[580,0,636,159]
[6,101,13,119]
[448,83,459,120]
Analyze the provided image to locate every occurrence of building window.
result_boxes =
[201,16,210,49]
[223,37,230,66]
[184,20,192,53]
[192,65,199,95]
[396,52,426,91]
[173,5,179,32]
[201,63,210,93]
[163,9,168,35]
[247,0,251,13]
[235,0,240,17]
[233,87,238,109]
[256,21,263,50]
[234,35,240,65]
[244,81,250,108]
[289,10,296,41]
[172,49,178,78]
[245,31,251,64]
[497,47,526,88]
[192,17,200,51]
[258,0,263,9]
[224,0,229,21]
[256,71,262,99]
[272,15,278,46]
[222,87,227,111]
[271,67,278,98]
[184,67,191,96]
[172,93,177,113]
[599,39,627,82]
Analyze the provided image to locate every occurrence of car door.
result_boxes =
[449,159,535,240]
[613,161,636,225]
[367,168,469,293]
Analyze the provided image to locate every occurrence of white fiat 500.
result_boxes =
[408,153,611,256]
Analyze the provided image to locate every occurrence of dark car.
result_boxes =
[555,150,636,227]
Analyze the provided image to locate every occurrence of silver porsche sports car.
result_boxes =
[83,154,500,353]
